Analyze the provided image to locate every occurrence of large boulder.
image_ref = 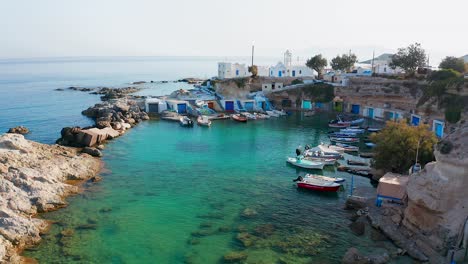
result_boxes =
[7,126,29,135]
[82,147,102,157]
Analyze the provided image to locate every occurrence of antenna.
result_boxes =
[371,50,375,74]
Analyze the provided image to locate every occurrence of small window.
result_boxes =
[264,86,267,88]
[299,70,302,74]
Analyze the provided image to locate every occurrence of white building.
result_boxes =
[372,60,404,75]
[218,62,249,79]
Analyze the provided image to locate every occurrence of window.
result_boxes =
[299,70,302,74]
[384,67,387,72]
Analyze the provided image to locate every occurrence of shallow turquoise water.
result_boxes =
[25,114,406,264]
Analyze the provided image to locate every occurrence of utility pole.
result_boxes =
[371,50,375,75]
[251,41,255,67]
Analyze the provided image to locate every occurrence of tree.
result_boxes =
[439,56,465,73]
[370,121,437,174]
[248,65,258,77]
[306,54,327,78]
[330,53,357,72]
[389,43,427,76]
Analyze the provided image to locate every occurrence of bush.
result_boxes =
[233,78,248,88]
[438,141,453,154]
[291,79,304,85]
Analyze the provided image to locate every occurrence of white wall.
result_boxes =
[218,62,248,79]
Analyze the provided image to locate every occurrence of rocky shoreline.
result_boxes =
[0,87,151,263]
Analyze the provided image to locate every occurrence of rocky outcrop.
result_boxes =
[6,126,29,135]
[402,122,468,262]
[0,134,101,263]
[342,247,390,264]
[57,98,149,148]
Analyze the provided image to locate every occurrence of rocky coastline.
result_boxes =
[0,86,151,263]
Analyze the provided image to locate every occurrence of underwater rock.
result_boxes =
[342,247,369,264]
[99,207,112,213]
[217,226,231,233]
[253,224,275,238]
[223,251,248,263]
[349,221,365,236]
[199,222,212,228]
[76,224,97,230]
[241,208,258,218]
[197,212,224,220]
[236,232,256,248]
[191,229,213,237]
[60,229,75,237]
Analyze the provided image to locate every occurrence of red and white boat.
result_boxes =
[231,114,247,122]
[304,174,345,183]
[296,177,341,192]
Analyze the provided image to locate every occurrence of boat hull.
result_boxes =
[287,158,324,170]
[297,182,341,192]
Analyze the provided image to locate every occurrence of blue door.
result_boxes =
[435,122,443,137]
[225,101,234,112]
[315,102,322,108]
[411,115,420,126]
[236,70,239,76]
[368,108,374,118]
[278,71,282,77]
[388,112,394,120]
[351,104,360,114]
[292,70,296,77]
[244,102,254,111]
[395,113,400,120]
[177,103,187,114]
[302,100,311,109]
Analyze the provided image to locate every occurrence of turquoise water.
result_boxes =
[24,115,406,263]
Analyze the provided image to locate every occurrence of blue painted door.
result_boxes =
[351,104,360,114]
[244,102,254,111]
[368,108,374,118]
[292,70,296,77]
[435,122,443,137]
[177,103,187,114]
[278,71,282,77]
[225,101,234,111]
[315,102,322,108]
[388,112,394,120]
[411,115,420,126]
[302,100,311,109]
[236,70,239,76]
[395,113,400,119]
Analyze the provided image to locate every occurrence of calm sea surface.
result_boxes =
[0,57,408,263]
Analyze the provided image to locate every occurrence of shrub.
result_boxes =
[291,79,304,85]
[438,141,453,155]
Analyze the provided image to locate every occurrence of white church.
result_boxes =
[217,50,315,79]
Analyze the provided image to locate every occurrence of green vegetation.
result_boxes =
[291,79,304,85]
[439,56,465,73]
[248,65,258,77]
[370,121,437,174]
[437,140,453,155]
[330,53,357,72]
[390,43,427,76]
[306,54,327,78]
[233,77,248,88]
[301,83,335,102]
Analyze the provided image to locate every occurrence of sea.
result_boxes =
[0,57,410,263]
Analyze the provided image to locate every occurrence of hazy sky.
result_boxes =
[1,0,467,64]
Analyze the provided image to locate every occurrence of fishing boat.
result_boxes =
[254,112,270,119]
[179,116,194,127]
[367,127,381,133]
[303,156,337,166]
[273,109,287,116]
[305,147,342,159]
[340,128,365,134]
[197,115,212,127]
[286,157,325,170]
[328,122,350,128]
[240,112,257,120]
[335,143,359,152]
[365,142,376,148]
[231,114,248,122]
[304,111,315,117]
[304,174,345,183]
[266,110,280,117]
[349,118,365,125]
[328,132,358,138]
[347,160,369,166]
[329,137,359,144]
[294,177,341,192]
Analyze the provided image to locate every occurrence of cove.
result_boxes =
[24,114,407,263]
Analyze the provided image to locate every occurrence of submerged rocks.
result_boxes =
[82,147,103,157]
[0,133,101,262]
[7,126,29,135]
[223,251,248,263]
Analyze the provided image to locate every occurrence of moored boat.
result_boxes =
[231,114,248,122]
[295,177,341,192]
[303,156,337,165]
[347,160,369,166]
[286,157,325,170]
[304,174,345,183]
[328,132,358,138]
[367,127,381,133]
[329,137,359,144]
[335,143,359,152]
[254,112,270,119]
[328,122,350,128]
[179,116,194,127]
[266,110,280,117]
[340,128,365,134]
[197,115,212,127]
[240,112,257,120]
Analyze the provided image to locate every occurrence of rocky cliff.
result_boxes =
[0,134,101,263]
[403,121,468,262]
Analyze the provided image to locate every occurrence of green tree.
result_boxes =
[306,54,327,79]
[330,53,357,72]
[439,56,465,73]
[389,43,427,76]
[370,121,437,174]
[248,65,258,77]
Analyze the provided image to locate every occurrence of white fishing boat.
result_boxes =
[304,156,337,165]
[335,143,359,152]
[273,109,287,116]
[330,137,359,144]
[254,112,270,119]
[197,115,211,127]
[286,157,325,170]
[340,128,365,134]
[179,116,194,127]
[304,174,345,183]
[266,111,280,117]
[240,112,257,120]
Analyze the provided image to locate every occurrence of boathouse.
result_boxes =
[166,100,189,114]
[376,173,408,206]
[145,98,167,114]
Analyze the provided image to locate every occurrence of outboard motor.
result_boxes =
[295,148,301,156]
[292,176,304,182]
[305,144,311,150]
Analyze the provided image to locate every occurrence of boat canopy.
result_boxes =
[376,173,409,200]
